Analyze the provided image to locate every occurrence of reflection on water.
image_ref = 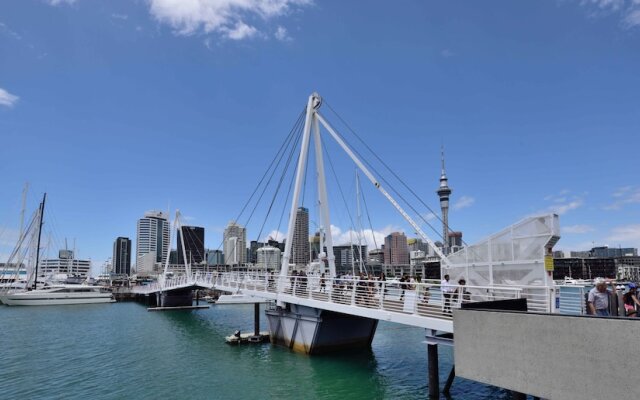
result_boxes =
[0,302,510,399]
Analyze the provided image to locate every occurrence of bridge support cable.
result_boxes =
[315,111,451,267]
[213,108,305,254]
[323,102,454,243]
[255,117,306,245]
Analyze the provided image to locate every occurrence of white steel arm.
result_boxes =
[315,111,451,268]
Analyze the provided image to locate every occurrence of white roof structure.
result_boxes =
[443,214,560,288]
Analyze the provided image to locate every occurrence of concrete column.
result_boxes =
[254,303,260,336]
[428,344,439,399]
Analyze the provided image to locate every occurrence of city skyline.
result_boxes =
[1,1,639,274]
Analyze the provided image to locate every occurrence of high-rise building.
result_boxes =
[177,226,205,265]
[136,211,170,275]
[437,147,452,254]
[223,221,246,266]
[249,240,266,264]
[206,249,224,266]
[292,207,310,266]
[333,244,368,271]
[383,232,409,266]
[112,237,132,275]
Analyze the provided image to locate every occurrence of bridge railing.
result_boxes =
[211,272,528,321]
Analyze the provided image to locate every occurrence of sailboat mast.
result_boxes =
[32,193,46,290]
[18,182,29,240]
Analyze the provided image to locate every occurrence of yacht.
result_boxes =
[0,284,115,306]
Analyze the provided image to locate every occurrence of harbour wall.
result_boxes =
[454,309,640,399]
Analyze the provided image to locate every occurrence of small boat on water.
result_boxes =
[0,284,115,306]
[211,293,267,304]
[225,330,270,344]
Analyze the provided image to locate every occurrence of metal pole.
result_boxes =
[32,193,46,290]
[254,302,260,336]
[427,343,439,399]
[443,365,455,395]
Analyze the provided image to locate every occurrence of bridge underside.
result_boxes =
[266,303,378,355]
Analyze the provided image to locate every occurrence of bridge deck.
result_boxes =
[128,272,565,333]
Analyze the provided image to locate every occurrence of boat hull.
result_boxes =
[0,292,114,306]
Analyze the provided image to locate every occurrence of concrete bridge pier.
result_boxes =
[427,344,439,399]
[158,288,194,308]
[265,303,378,355]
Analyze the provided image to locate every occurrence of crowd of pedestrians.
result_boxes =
[587,277,640,317]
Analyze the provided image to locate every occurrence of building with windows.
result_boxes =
[333,244,368,272]
[206,249,224,266]
[223,221,246,266]
[257,246,281,270]
[177,226,205,265]
[291,207,310,266]
[136,211,170,276]
[40,250,91,278]
[383,232,409,266]
[113,237,132,275]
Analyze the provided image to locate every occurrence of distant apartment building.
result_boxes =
[257,246,281,270]
[333,244,368,272]
[291,207,310,266]
[223,222,246,266]
[40,250,91,278]
[206,249,224,266]
[177,226,205,265]
[112,237,132,275]
[383,232,409,266]
[136,211,170,275]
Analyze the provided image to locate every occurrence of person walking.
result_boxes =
[623,283,640,317]
[587,277,617,316]
[441,274,454,314]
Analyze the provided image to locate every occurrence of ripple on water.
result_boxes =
[1,302,509,400]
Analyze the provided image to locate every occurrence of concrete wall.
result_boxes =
[454,310,640,399]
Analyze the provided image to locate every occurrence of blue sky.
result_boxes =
[1,0,639,273]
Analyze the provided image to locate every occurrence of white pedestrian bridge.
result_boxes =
[130,271,586,334]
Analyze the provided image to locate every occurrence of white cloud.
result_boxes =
[452,195,475,210]
[440,49,454,58]
[552,199,584,215]
[47,0,76,5]
[0,87,19,108]
[577,0,640,28]
[262,224,401,250]
[540,190,584,215]
[562,224,595,234]
[0,22,22,40]
[147,0,311,40]
[274,25,291,41]
[224,21,258,40]
[111,13,129,20]
[605,224,640,246]
[604,186,640,210]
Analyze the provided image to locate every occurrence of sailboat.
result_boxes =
[0,194,115,306]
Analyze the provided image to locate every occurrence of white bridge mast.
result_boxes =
[279,92,450,288]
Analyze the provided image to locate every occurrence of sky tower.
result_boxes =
[437,147,452,254]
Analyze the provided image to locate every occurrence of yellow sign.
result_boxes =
[544,255,554,271]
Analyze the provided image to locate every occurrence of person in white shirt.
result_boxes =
[441,274,454,314]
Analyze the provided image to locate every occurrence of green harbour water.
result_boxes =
[0,302,510,399]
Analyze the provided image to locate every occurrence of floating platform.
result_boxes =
[147,305,210,312]
[225,331,270,345]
